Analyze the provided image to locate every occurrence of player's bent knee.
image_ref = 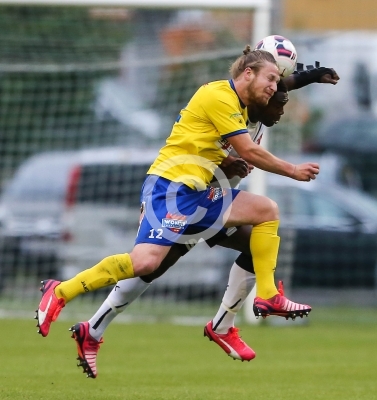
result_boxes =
[263,198,279,221]
[130,253,163,276]
[252,197,279,223]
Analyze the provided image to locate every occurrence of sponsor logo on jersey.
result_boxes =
[162,213,187,232]
[229,112,242,119]
[207,187,227,202]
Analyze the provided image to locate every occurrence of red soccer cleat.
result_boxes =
[204,321,256,361]
[35,279,65,337]
[253,282,311,320]
[70,322,103,378]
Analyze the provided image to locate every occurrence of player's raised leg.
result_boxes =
[36,244,170,337]
[35,252,135,337]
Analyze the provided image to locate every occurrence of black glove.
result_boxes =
[293,61,337,89]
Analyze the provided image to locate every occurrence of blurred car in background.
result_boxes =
[0,151,78,284]
[313,114,377,198]
[268,174,377,288]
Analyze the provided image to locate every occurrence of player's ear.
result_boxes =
[244,66,255,80]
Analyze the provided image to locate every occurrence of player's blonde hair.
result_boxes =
[229,46,277,79]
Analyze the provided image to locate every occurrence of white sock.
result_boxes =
[211,263,256,334]
[88,277,150,341]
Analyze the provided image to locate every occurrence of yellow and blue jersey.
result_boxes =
[148,79,249,190]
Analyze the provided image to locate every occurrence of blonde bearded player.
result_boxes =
[35,48,324,378]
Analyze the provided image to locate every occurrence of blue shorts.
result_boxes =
[135,175,241,246]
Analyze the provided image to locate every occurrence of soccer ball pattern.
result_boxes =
[255,35,297,78]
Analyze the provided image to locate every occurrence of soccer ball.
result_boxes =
[255,35,297,77]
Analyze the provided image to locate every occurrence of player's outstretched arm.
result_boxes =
[283,62,339,91]
[227,133,319,182]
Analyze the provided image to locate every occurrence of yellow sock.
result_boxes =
[250,220,280,299]
[55,253,134,303]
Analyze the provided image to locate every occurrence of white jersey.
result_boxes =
[226,121,266,188]
[248,121,265,146]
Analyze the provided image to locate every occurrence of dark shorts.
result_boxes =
[135,175,241,247]
[171,228,237,256]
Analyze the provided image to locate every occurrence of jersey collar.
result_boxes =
[229,79,246,109]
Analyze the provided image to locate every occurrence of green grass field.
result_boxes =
[1,307,376,400]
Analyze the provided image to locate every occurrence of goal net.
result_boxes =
[1,1,376,327]
[0,2,271,322]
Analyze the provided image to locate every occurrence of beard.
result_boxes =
[246,80,270,107]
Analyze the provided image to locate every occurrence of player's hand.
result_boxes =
[220,157,251,178]
[291,162,320,182]
[319,68,339,85]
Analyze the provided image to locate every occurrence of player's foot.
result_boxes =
[253,282,311,320]
[35,279,65,337]
[203,321,256,361]
[70,322,103,379]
